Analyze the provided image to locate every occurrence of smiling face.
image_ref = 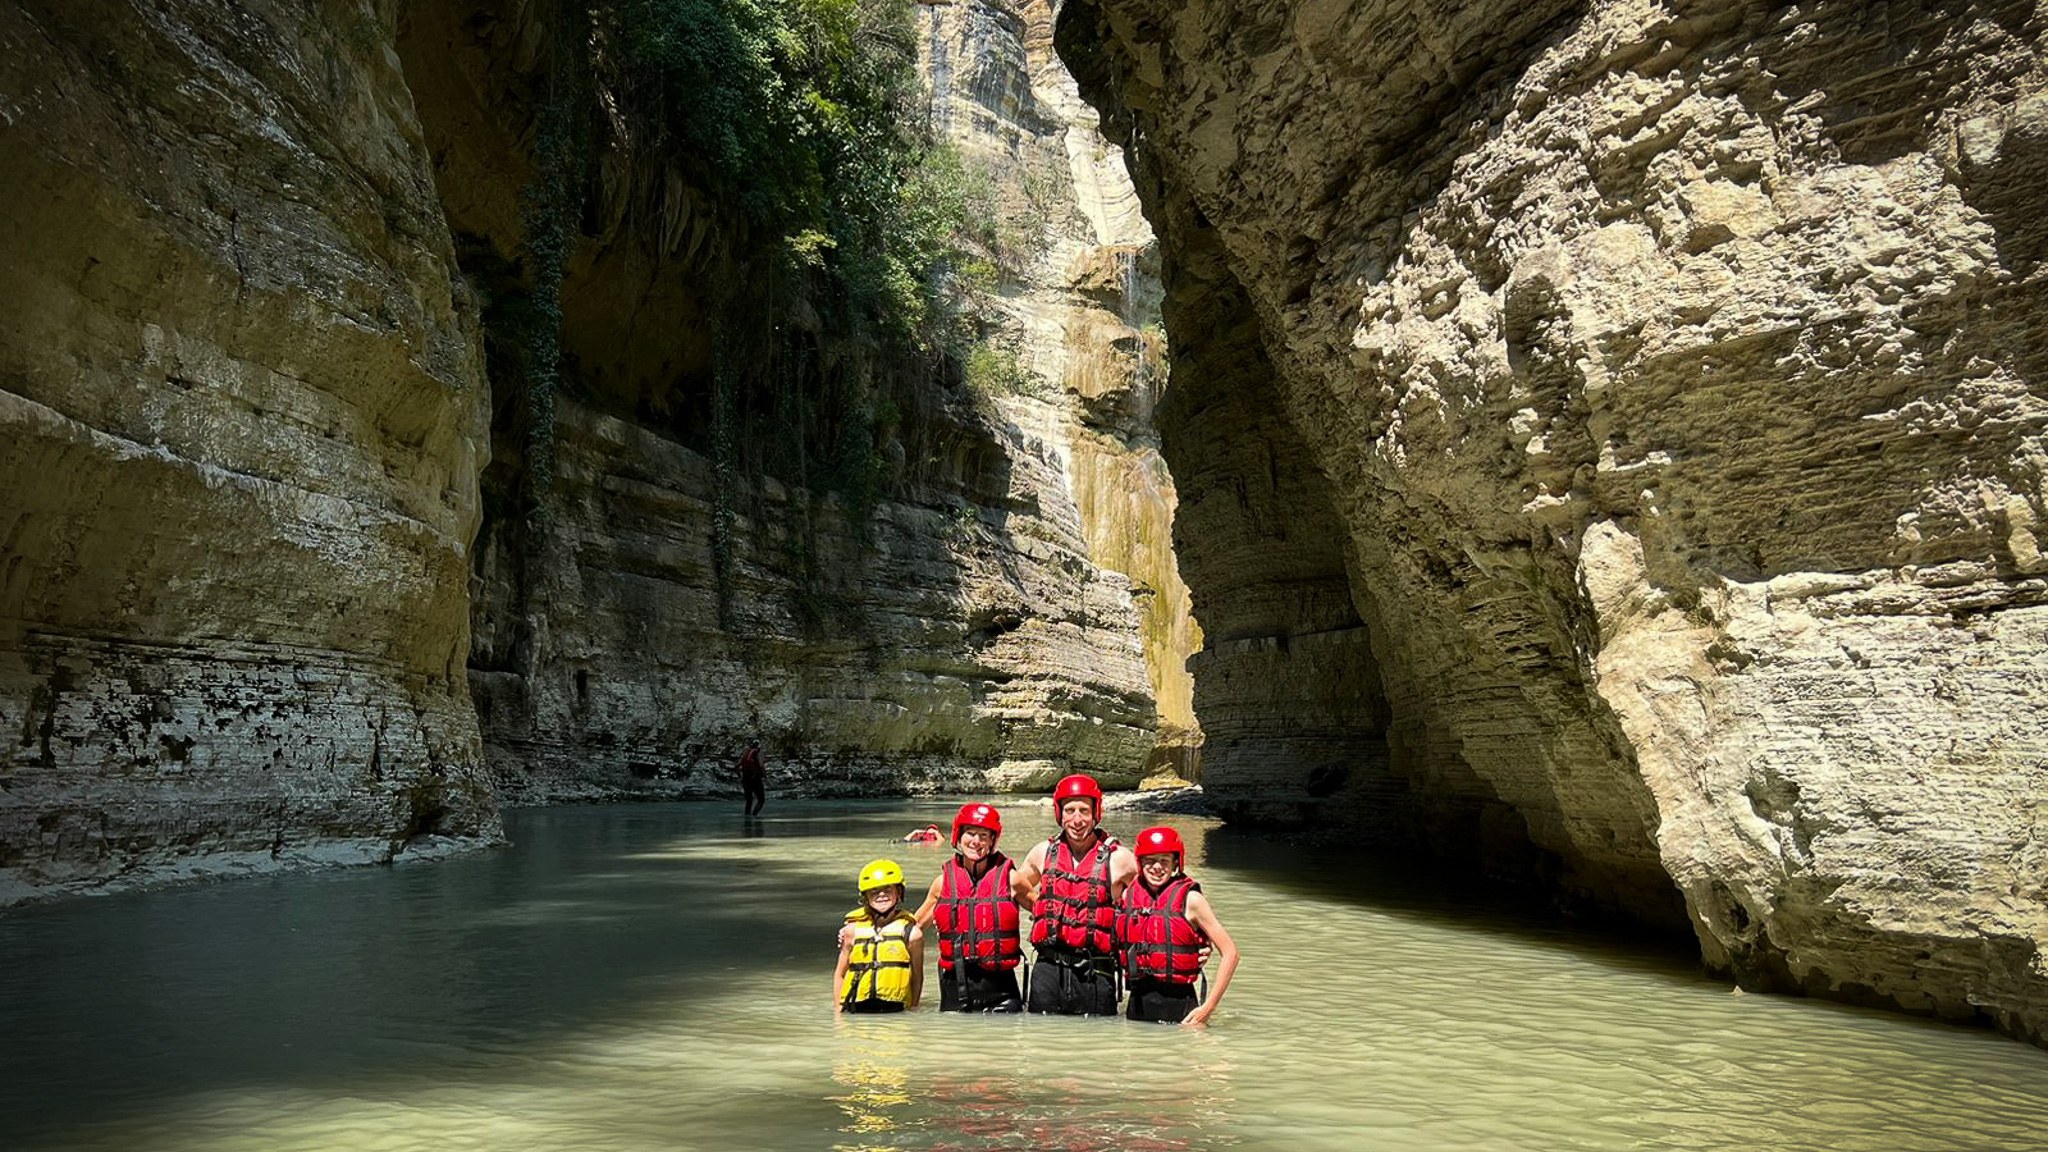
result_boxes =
[863,884,902,916]
[1058,798,1097,840]
[1139,852,1179,884]
[956,825,996,862]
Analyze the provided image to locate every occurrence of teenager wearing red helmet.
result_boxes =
[1016,773,1138,1015]
[1118,825,1239,1025]
[913,802,1029,1012]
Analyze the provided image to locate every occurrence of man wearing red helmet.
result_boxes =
[1016,773,1139,1015]
[1119,825,1239,1025]
[913,802,1029,1012]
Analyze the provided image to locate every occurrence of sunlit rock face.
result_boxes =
[0,0,500,903]
[919,0,1204,777]
[403,0,1156,801]
[1060,0,2048,1041]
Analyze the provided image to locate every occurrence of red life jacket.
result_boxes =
[935,852,1021,971]
[1118,875,1206,984]
[1029,832,1119,957]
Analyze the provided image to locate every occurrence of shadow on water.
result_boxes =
[13,799,2030,1152]
[1192,823,2046,1048]
[0,800,931,1145]
[1192,823,1706,982]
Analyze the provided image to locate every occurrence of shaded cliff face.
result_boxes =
[919,0,1203,774]
[0,0,500,902]
[0,0,1167,904]
[1060,0,2048,1041]
[401,0,1158,799]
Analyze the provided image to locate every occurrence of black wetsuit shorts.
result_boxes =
[1025,952,1120,1016]
[938,962,1023,1013]
[1125,976,1199,1023]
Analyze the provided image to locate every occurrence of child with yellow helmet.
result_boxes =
[834,859,925,1014]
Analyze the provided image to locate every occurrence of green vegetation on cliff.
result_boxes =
[478,0,1021,633]
[613,0,964,344]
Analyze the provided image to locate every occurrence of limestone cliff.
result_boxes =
[0,0,500,904]
[401,0,1158,801]
[919,0,1203,776]
[0,0,1163,903]
[1060,0,2048,1042]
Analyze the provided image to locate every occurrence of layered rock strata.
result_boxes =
[920,0,1203,776]
[1060,0,2048,1041]
[404,0,1158,801]
[468,395,1156,799]
[0,0,500,903]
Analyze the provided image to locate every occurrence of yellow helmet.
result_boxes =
[858,859,905,892]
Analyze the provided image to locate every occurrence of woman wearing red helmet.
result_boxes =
[913,802,1029,1012]
[1016,773,1138,1015]
[1118,825,1240,1025]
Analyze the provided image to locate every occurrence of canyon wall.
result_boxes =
[919,0,1203,777]
[405,0,1159,802]
[0,0,500,904]
[1060,0,2048,1041]
[0,0,1170,902]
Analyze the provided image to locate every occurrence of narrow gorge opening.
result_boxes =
[393,0,1174,802]
[2,0,2043,1057]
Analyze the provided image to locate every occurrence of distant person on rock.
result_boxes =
[914,803,1028,1012]
[1016,774,1138,1016]
[738,739,765,816]
[1118,826,1238,1026]
[835,859,924,1014]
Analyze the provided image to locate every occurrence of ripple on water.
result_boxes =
[2,802,2046,1152]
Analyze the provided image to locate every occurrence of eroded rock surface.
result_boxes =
[920,0,1203,776]
[0,0,500,903]
[404,0,1159,801]
[0,0,1178,906]
[1060,0,2048,1040]
[464,391,1159,800]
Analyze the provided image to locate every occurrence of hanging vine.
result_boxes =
[710,323,740,630]
[517,2,589,524]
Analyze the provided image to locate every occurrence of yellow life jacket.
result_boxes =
[841,907,914,1007]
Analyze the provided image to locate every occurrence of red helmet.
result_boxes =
[1133,826,1185,870]
[1052,774,1103,819]
[951,802,1002,848]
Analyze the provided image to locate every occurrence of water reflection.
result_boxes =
[832,1021,915,1148]
[0,801,2044,1152]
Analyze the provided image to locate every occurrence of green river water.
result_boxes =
[3,800,2046,1151]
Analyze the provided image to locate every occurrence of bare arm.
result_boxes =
[1181,890,1238,1027]
[914,871,944,928]
[906,925,926,1009]
[1010,853,1036,911]
[1015,841,1047,906]
[831,923,854,1013]
[1107,846,1140,902]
